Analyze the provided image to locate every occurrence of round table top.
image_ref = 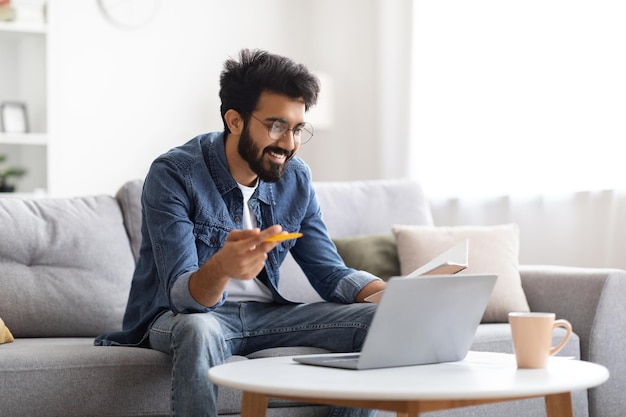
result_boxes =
[209,351,609,401]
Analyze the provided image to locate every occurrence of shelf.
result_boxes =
[0,133,47,146]
[0,20,46,34]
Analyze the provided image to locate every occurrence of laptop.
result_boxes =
[293,273,497,370]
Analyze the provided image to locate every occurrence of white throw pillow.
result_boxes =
[392,224,530,323]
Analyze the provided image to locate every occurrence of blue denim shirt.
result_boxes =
[95,132,379,347]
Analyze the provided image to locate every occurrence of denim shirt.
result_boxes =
[95,132,379,347]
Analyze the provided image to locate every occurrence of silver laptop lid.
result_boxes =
[357,273,497,369]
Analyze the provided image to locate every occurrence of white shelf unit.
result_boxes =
[0,18,48,194]
[0,20,46,34]
[0,132,47,145]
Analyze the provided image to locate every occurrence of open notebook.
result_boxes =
[364,238,469,303]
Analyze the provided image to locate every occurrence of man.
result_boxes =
[96,49,385,417]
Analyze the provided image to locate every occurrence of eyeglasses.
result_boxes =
[249,114,314,144]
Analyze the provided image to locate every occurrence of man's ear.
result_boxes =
[224,109,244,135]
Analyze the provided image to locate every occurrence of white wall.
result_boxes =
[47,0,413,197]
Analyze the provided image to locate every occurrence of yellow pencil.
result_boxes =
[264,232,303,242]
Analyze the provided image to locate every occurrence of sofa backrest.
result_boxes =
[312,178,433,237]
[279,178,434,301]
[0,178,433,337]
[0,195,136,337]
[117,178,433,302]
[116,179,144,262]
[115,177,434,262]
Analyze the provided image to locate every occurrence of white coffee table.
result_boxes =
[208,351,609,417]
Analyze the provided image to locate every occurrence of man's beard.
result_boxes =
[238,126,294,182]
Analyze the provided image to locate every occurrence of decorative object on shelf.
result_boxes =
[97,0,161,30]
[0,101,28,133]
[11,0,46,25]
[0,0,16,21]
[0,153,26,192]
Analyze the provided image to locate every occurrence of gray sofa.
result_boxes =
[0,178,624,417]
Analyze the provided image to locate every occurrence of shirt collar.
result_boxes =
[206,132,275,206]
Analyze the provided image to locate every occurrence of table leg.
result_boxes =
[545,392,573,417]
[240,392,268,417]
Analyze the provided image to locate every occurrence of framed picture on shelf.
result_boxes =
[0,101,29,133]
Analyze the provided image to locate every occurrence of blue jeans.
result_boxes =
[149,301,378,417]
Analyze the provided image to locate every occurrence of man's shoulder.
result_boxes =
[149,132,223,172]
[161,132,222,159]
[284,156,311,178]
[264,157,313,201]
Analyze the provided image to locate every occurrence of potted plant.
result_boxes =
[0,154,26,193]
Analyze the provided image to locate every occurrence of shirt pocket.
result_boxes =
[274,222,301,253]
[194,224,229,260]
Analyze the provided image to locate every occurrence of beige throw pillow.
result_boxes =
[392,224,530,323]
[0,317,14,344]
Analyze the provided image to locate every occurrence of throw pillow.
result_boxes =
[333,235,401,281]
[0,317,14,344]
[392,224,530,323]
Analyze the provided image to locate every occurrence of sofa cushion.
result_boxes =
[115,179,144,262]
[115,178,435,302]
[0,196,135,337]
[333,234,400,281]
[0,338,330,417]
[0,338,172,417]
[278,178,434,302]
[392,224,530,323]
[313,178,434,237]
[117,178,435,260]
[471,323,581,359]
[0,316,14,344]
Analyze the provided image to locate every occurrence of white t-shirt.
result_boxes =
[224,182,273,302]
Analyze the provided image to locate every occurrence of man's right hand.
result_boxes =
[214,226,283,280]
[188,225,283,307]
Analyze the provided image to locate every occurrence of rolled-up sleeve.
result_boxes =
[170,271,226,313]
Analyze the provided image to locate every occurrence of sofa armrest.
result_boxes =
[520,264,626,417]
[520,265,626,361]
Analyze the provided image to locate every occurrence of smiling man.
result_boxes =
[95,49,385,417]
[230,93,301,184]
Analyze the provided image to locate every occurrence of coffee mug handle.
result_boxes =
[549,319,573,356]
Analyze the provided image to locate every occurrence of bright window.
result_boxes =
[410,0,626,197]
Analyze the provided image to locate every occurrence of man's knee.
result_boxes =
[344,303,377,326]
[172,313,225,350]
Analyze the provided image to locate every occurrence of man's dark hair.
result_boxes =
[219,49,320,133]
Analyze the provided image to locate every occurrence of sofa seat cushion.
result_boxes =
[0,338,171,417]
[0,330,581,417]
[0,196,136,337]
[471,323,581,360]
[0,339,331,417]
